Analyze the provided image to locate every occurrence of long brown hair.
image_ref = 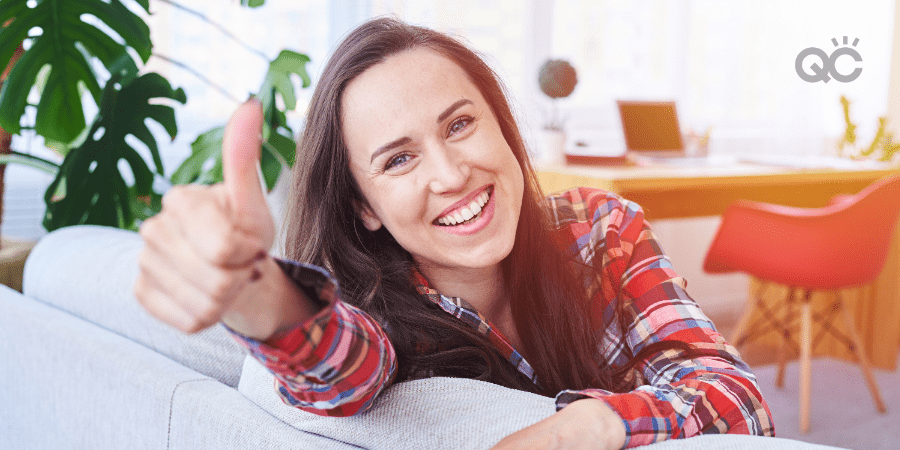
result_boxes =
[284,17,689,396]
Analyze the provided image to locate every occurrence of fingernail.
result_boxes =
[250,268,262,282]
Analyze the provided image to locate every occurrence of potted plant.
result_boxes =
[0,0,309,290]
[537,59,578,164]
[0,0,309,232]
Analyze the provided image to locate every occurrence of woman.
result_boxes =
[135,17,774,449]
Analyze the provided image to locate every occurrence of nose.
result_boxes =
[426,141,470,195]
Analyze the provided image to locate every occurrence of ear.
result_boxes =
[354,200,383,231]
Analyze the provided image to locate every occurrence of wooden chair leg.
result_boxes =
[776,288,794,388]
[836,292,888,414]
[730,280,767,346]
[799,291,812,433]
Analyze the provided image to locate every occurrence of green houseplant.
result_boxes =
[0,0,309,233]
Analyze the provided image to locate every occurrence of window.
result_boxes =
[550,0,895,155]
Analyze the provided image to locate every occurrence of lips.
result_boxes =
[434,185,493,226]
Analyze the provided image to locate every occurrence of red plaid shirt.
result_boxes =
[229,187,775,447]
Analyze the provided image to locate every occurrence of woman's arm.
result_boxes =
[553,188,774,448]
[226,259,397,416]
[135,99,396,417]
[491,398,625,450]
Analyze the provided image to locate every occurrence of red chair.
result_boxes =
[704,174,900,432]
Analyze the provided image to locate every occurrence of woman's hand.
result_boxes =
[134,99,315,339]
[490,398,626,450]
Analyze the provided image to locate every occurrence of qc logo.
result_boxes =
[795,36,862,83]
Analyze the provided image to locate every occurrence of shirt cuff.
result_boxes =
[225,258,341,363]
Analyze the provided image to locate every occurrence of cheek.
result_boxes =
[369,181,431,231]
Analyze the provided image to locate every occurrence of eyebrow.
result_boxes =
[370,137,412,164]
[436,98,473,123]
[369,98,474,165]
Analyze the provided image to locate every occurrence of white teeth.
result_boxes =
[437,187,492,226]
[468,199,482,216]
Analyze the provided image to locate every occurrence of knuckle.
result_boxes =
[182,319,205,334]
[136,249,154,272]
[209,241,236,265]
[138,216,158,238]
[196,299,224,327]
[162,185,203,212]
[166,185,190,200]
[207,273,235,303]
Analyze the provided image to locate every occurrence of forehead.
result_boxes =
[340,47,486,150]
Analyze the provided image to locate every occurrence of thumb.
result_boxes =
[222,98,274,246]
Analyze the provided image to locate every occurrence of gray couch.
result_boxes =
[1,225,846,449]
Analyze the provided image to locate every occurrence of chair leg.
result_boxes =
[776,288,795,388]
[799,290,813,434]
[730,280,767,347]
[836,292,888,414]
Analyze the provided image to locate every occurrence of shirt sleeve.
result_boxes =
[553,188,775,448]
[226,259,397,417]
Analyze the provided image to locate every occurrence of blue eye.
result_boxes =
[384,152,413,170]
[448,116,473,137]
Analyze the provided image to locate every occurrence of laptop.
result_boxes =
[617,100,689,159]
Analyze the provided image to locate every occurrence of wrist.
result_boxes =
[570,398,627,450]
[222,256,318,340]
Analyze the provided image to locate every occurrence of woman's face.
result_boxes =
[342,47,524,273]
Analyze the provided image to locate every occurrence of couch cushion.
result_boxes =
[23,225,246,387]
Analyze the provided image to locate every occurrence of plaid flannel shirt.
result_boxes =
[229,187,775,447]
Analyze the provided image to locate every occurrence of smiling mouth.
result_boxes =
[435,186,493,227]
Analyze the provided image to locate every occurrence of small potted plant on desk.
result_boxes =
[537,59,577,165]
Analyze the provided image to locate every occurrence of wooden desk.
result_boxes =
[536,161,898,219]
[537,161,900,369]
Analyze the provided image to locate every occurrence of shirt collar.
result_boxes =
[410,267,540,386]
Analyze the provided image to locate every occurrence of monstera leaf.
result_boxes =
[258,49,311,164]
[43,72,186,231]
[170,123,288,192]
[0,0,151,144]
[172,49,310,190]
[170,126,225,186]
[258,50,312,120]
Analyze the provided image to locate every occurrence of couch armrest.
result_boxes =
[22,225,246,386]
[0,284,196,449]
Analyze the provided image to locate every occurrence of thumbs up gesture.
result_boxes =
[135,99,311,338]
[221,99,276,250]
